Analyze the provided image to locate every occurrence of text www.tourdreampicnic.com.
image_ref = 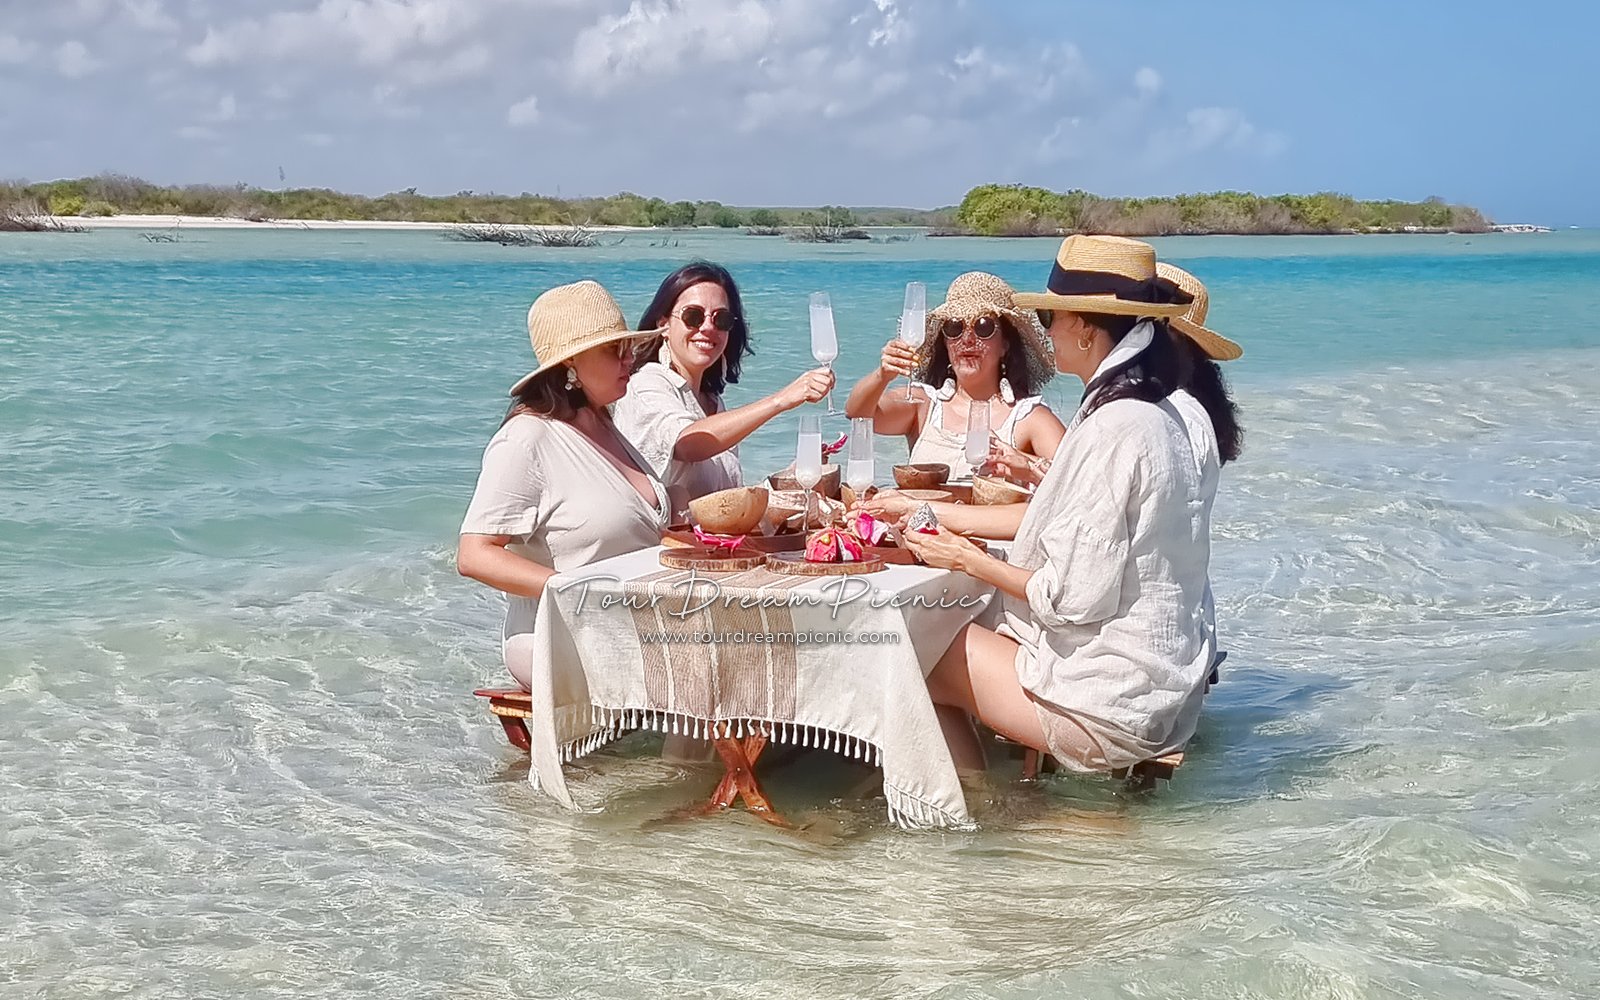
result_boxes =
[637,630,903,646]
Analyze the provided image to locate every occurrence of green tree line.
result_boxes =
[952,184,1491,235]
[1,175,1491,235]
[0,175,932,228]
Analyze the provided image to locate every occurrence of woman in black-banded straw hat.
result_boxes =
[457,280,669,690]
[894,235,1224,777]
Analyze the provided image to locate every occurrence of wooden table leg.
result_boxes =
[703,724,786,826]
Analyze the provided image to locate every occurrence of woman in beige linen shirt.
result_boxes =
[895,236,1221,774]
[613,262,834,512]
[458,280,669,690]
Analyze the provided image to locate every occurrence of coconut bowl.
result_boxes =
[688,486,770,535]
[971,475,1030,506]
[892,463,951,490]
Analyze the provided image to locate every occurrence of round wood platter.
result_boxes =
[764,552,887,576]
[659,548,769,572]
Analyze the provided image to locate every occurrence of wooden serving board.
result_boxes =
[659,548,770,572]
[764,552,887,576]
[662,527,805,553]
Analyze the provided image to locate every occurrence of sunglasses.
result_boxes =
[940,315,1002,341]
[1035,309,1055,328]
[676,305,737,331]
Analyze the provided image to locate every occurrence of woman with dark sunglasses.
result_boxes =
[843,271,1065,484]
[613,261,834,515]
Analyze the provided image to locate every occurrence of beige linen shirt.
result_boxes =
[612,361,742,501]
[1000,396,1215,770]
[460,413,668,687]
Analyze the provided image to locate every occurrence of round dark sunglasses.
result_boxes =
[940,315,1002,341]
[1035,309,1055,328]
[677,305,737,331]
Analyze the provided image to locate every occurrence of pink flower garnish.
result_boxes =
[851,511,891,546]
[821,432,848,457]
[804,528,842,562]
[692,526,746,552]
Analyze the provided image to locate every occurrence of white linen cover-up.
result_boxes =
[459,413,669,688]
[999,394,1215,772]
[612,360,742,501]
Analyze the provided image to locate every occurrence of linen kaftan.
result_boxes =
[460,413,669,688]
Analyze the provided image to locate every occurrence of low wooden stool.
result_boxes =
[474,687,533,752]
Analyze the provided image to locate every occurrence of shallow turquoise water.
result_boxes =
[2,229,1598,997]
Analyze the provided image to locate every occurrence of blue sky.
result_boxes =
[2,0,1595,223]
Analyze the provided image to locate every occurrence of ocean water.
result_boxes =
[2,228,1598,998]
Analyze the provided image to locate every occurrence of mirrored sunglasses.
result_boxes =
[677,305,737,331]
[940,315,1002,341]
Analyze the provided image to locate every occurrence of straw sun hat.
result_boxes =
[508,280,663,396]
[1155,262,1244,361]
[912,271,1055,389]
[1012,234,1192,318]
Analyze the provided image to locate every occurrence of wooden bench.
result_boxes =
[1014,651,1225,786]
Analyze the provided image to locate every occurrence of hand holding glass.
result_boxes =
[897,282,926,402]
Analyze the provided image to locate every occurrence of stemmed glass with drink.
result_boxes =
[846,417,874,499]
[795,413,823,529]
[965,399,991,477]
[897,281,926,402]
[809,292,840,415]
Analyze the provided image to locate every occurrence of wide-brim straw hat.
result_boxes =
[912,271,1055,389]
[1012,234,1193,318]
[508,279,663,396]
[1155,262,1243,361]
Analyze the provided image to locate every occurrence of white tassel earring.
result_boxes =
[999,364,1015,405]
[564,366,580,390]
[936,378,957,401]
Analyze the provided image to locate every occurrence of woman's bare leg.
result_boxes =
[927,623,1051,753]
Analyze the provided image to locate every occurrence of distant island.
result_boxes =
[1,174,1496,237]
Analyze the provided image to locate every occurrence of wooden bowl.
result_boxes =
[887,488,954,504]
[688,486,769,535]
[892,463,951,490]
[768,464,841,500]
[971,475,1030,505]
[840,484,879,507]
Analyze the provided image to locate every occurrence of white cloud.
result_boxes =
[507,93,540,126]
[1134,66,1162,99]
[55,40,102,78]
[0,0,1286,204]
[0,34,38,65]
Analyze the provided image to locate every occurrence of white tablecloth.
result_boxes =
[522,546,999,828]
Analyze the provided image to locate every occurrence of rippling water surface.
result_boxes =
[3,229,1598,998]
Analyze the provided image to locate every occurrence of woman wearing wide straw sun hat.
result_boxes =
[844,271,1066,485]
[888,235,1220,778]
[457,279,670,690]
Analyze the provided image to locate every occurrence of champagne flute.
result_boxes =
[964,399,991,476]
[809,292,840,415]
[897,281,926,403]
[846,417,875,499]
[795,413,823,529]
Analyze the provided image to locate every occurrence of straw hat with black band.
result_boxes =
[508,280,664,396]
[1154,262,1244,361]
[1013,234,1192,318]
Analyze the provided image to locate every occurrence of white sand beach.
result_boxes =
[72,214,652,232]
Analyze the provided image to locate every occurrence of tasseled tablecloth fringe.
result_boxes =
[555,705,885,768]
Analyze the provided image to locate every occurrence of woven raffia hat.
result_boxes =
[1012,234,1192,318]
[912,271,1055,389]
[1155,262,1243,361]
[508,280,663,395]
